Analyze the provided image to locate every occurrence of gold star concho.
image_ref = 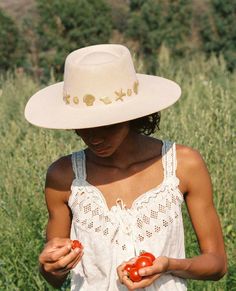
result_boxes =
[133,80,139,95]
[115,89,126,101]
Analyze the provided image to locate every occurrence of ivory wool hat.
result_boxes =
[24,44,181,129]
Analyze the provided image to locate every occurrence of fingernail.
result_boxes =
[74,248,80,253]
[130,257,137,263]
[139,269,145,276]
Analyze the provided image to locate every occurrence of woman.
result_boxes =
[24,44,227,290]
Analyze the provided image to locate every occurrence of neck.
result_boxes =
[86,132,151,170]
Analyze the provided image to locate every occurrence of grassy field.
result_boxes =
[0,53,235,290]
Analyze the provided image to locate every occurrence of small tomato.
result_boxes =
[124,263,135,273]
[139,251,155,262]
[129,267,142,282]
[71,240,83,250]
[134,256,153,269]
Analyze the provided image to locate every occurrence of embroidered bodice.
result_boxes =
[68,141,187,290]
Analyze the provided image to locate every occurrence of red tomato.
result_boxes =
[124,263,135,273]
[129,267,142,282]
[139,251,155,262]
[134,256,153,269]
[71,240,83,249]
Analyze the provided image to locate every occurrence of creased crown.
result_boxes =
[62,44,139,108]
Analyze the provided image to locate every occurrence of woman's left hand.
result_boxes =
[117,256,169,290]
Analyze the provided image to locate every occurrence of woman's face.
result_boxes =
[75,122,130,157]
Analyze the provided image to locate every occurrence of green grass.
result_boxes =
[0,53,235,290]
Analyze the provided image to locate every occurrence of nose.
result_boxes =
[89,136,104,145]
[87,129,104,145]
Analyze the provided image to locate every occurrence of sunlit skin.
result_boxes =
[38,121,227,289]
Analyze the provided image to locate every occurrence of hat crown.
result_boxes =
[25,44,181,129]
[63,44,138,108]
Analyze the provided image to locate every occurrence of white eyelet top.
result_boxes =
[68,141,187,291]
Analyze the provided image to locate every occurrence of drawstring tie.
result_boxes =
[111,198,132,235]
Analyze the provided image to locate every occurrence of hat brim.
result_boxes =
[24,74,181,129]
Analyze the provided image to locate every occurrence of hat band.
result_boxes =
[63,80,139,107]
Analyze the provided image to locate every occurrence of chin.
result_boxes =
[92,148,113,157]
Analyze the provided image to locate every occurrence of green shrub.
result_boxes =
[198,0,236,71]
[126,0,192,73]
[109,0,129,32]
[35,0,112,81]
[0,9,26,71]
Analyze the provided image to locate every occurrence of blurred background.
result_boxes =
[0,0,236,80]
[0,0,235,290]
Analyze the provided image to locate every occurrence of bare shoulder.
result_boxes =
[175,144,210,194]
[46,154,74,192]
[176,144,207,170]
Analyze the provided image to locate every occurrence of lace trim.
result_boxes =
[69,182,183,243]
[163,140,177,179]
[69,140,183,246]
[133,179,182,210]
[71,151,86,181]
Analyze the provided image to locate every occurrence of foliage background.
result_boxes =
[0,0,235,290]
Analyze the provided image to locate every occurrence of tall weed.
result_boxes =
[0,53,235,290]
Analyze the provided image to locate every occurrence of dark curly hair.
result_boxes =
[130,112,161,136]
[74,112,161,136]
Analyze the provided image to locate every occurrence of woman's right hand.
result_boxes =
[39,237,83,276]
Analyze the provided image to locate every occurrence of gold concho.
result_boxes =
[83,94,95,106]
[115,89,126,101]
[100,97,112,104]
[73,96,79,104]
[127,88,132,96]
[133,80,139,95]
[63,94,70,104]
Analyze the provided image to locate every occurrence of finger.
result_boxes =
[54,248,83,270]
[119,274,130,287]
[122,273,161,290]
[40,244,71,263]
[47,238,72,251]
[44,247,82,273]
[116,261,127,282]
[138,264,158,277]
[134,274,162,288]
[58,248,83,271]
[70,250,84,269]
[121,275,136,290]
[127,257,138,265]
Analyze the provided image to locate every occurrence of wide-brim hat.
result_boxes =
[24,44,181,129]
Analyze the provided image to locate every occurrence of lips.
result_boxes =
[91,144,110,153]
[93,145,108,152]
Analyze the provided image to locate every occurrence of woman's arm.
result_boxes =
[117,146,227,289]
[166,146,227,279]
[39,157,83,289]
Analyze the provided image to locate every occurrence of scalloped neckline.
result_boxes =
[83,179,167,212]
[81,141,166,212]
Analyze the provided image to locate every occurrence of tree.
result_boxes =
[36,0,112,80]
[199,0,236,71]
[0,9,25,71]
[126,0,192,73]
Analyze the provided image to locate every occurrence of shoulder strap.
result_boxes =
[71,150,86,181]
[162,141,177,179]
